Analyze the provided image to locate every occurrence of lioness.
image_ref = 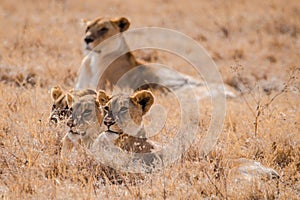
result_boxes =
[75,16,236,98]
[49,85,96,125]
[60,90,107,158]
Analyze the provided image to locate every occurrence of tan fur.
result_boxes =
[61,90,106,158]
[97,90,111,106]
[49,85,96,125]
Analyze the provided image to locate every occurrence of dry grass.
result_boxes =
[0,0,300,199]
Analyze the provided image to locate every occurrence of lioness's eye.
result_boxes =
[120,107,128,112]
[98,27,108,35]
[52,104,56,110]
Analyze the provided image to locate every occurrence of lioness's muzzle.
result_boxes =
[84,36,94,44]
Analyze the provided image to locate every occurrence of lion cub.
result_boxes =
[49,85,96,125]
[59,90,108,158]
[96,90,156,154]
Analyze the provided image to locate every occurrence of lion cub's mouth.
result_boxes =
[69,128,86,136]
[106,128,122,135]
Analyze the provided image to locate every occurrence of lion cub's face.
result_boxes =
[49,85,96,125]
[66,92,107,137]
[83,17,130,51]
[60,90,108,158]
[98,90,154,136]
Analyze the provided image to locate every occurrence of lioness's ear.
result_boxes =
[66,93,73,108]
[82,17,103,26]
[130,90,154,114]
[51,85,63,101]
[97,90,110,106]
[81,18,89,26]
[111,17,130,32]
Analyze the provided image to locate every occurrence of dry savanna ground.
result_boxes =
[0,0,300,199]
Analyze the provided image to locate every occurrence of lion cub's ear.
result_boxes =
[111,17,130,32]
[66,93,73,108]
[130,90,154,114]
[97,90,110,106]
[51,85,63,101]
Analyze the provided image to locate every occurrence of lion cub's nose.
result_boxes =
[84,36,94,44]
[104,117,114,127]
[67,117,76,127]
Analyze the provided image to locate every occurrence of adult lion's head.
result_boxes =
[82,17,130,51]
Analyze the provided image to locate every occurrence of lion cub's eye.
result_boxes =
[98,27,108,35]
[120,107,128,113]
[83,110,92,116]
